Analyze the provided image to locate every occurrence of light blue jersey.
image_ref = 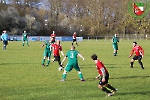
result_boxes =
[1,33,9,41]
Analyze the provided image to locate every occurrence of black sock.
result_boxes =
[139,61,144,69]
[131,62,134,67]
[102,87,111,93]
[107,84,116,91]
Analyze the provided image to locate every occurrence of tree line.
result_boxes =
[0,0,150,37]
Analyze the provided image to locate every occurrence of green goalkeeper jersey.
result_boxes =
[66,50,79,63]
[22,33,28,40]
[112,36,119,44]
[44,41,52,52]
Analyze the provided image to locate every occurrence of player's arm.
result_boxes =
[100,67,106,82]
[1,34,4,41]
[60,51,64,56]
[117,38,119,43]
[129,48,134,58]
[95,74,100,80]
[78,53,85,60]
[139,46,144,57]
[61,56,67,66]
[59,46,64,56]
[111,38,114,43]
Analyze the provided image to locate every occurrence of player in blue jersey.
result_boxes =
[1,30,9,50]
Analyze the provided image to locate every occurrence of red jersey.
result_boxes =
[73,33,76,39]
[51,33,55,38]
[52,43,62,56]
[96,60,108,76]
[130,45,144,56]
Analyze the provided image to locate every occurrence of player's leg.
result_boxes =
[113,44,117,56]
[105,74,117,93]
[22,39,25,46]
[74,64,85,81]
[138,55,144,69]
[57,56,63,67]
[74,39,78,46]
[26,39,29,46]
[42,51,47,66]
[115,45,118,55]
[72,39,75,45]
[5,41,8,49]
[98,79,112,94]
[60,64,73,82]
[72,41,74,45]
[60,70,67,82]
[130,56,137,68]
[3,41,6,50]
[130,59,134,68]
[46,52,51,66]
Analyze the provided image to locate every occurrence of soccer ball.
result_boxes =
[58,67,63,71]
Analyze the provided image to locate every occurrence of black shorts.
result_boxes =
[99,73,109,85]
[73,39,76,42]
[3,41,8,46]
[133,55,142,60]
[54,56,60,61]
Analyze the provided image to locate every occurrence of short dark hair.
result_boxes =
[133,42,137,44]
[91,54,97,60]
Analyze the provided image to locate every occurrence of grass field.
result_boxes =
[0,39,150,100]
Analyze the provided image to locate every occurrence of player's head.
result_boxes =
[71,46,75,50]
[56,40,60,44]
[133,42,137,47]
[24,31,26,33]
[53,31,55,34]
[3,30,6,33]
[91,54,98,60]
[114,34,117,37]
[74,32,76,34]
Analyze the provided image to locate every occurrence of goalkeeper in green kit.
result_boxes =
[112,34,119,56]
[41,40,52,66]
[22,31,29,46]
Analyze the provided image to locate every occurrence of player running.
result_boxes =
[112,34,119,56]
[91,54,117,97]
[1,30,9,50]
[41,40,52,66]
[72,32,79,46]
[129,42,144,69]
[22,31,29,46]
[51,40,64,70]
[60,46,85,82]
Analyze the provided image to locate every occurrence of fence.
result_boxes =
[8,36,83,41]
[85,34,150,41]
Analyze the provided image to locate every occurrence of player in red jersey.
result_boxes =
[129,42,144,69]
[91,54,117,97]
[72,32,79,46]
[52,40,64,70]
[50,31,56,43]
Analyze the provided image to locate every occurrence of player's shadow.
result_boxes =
[110,75,150,79]
[117,91,150,96]
[84,75,150,81]
[80,63,129,69]
[0,62,39,66]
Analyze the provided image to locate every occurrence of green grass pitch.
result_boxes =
[0,40,150,100]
